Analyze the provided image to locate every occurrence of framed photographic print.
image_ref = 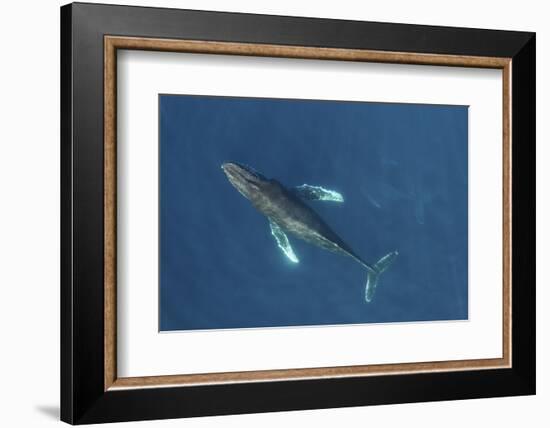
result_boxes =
[60,2,536,424]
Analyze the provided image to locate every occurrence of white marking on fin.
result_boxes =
[365,250,399,302]
[269,220,299,263]
[294,184,344,202]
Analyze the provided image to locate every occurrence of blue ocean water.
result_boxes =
[159,95,468,331]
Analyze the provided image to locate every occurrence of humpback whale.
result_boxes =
[222,162,398,302]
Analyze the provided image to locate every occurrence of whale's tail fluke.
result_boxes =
[365,250,398,302]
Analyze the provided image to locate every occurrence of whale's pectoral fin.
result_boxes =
[292,184,344,203]
[269,220,299,263]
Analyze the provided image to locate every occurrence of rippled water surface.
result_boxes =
[159,95,468,331]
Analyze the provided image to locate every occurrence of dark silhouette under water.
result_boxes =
[222,162,398,302]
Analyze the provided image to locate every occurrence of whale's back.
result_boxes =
[252,180,357,258]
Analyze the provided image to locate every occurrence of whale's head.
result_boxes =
[222,162,269,201]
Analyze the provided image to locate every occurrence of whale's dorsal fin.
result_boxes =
[269,220,299,263]
[293,184,344,203]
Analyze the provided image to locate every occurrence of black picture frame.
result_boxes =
[61,2,535,424]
